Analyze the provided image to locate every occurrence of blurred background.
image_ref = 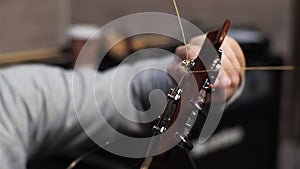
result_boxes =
[0,0,299,169]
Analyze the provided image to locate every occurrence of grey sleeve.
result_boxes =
[0,64,87,169]
[0,56,174,169]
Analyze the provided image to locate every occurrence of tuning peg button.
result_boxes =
[176,132,194,150]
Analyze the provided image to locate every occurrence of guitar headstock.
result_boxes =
[207,19,231,49]
[190,19,230,87]
[141,20,231,169]
[165,20,231,150]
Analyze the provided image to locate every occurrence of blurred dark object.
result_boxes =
[98,34,182,70]
[228,27,270,59]
[188,57,282,169]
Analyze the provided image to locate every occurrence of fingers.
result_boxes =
[222,36,246,76]
[175,45,201,60]
[175,34,206,60]
[170,35,246,101]
[212,36,245,100]
[214,66,238,100]
[189,34,206,46]
[168,44,202,83]
[221,48,241,89]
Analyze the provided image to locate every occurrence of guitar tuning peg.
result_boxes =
[175,132,193,151]
[181,59,196,71]
[189,88,207,110]
[189,99,202,111]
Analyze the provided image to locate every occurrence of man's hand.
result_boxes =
[168,35,246,101]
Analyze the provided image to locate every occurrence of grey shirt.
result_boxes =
[0,56,243,169]
[0,56,176,169]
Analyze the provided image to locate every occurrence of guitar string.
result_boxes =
[140,74,191,169]
[66,147,101,169]
[169,2,200,169]
[185,45,295,72]
[184,149,198,169]
[140,2,192,167]
[190,65,295,74]
[172,0,189,61]
[65,141,109,169]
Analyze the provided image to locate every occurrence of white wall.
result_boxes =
[0,0,70,53]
